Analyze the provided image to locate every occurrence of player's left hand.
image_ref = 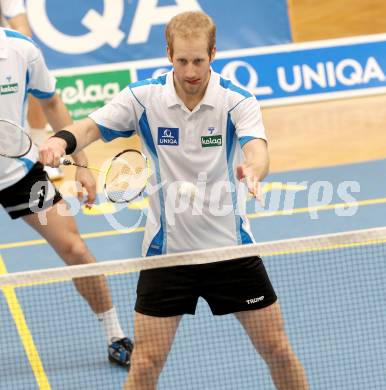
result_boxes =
[75,167,96,207]
[236,163,264,207]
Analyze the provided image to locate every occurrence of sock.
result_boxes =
[96,307,125,344]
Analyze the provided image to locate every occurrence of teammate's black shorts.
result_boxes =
[135,256,277,317]
[0,162,62,219]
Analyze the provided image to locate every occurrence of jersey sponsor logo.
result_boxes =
[246,296,264,304]
[201,134,222,147]
[0,83,18,95]
[158,127,179,146]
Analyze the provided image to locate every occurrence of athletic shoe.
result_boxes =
[108,337,134,369]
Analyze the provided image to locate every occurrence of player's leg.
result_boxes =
[23,201,134,364]
[125,264,198,388]
[124,313,181,390]
[235,303,309,390]
[201,256,308,389]
[23,200,112,313]
[0,162,132,366]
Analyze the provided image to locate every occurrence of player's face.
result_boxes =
[168,34,215,100]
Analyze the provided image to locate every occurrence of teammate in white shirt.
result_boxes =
[0,0,63,179]
[39,11,309,390]
[0,25,132,367]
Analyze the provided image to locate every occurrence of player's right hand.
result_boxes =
[39,137,67,167]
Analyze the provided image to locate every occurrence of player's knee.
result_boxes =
[60,236,92,265]
[131,353,164,377]
[263,340,294,366]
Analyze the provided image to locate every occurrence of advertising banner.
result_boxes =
[26,0,291,70]
[55,69,132,120]
[52,36,386,116]
[136,35,386,106]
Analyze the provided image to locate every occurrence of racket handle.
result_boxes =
[59,157,72,166]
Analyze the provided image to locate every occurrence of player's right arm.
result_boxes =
[38,118,101,167]
[40,84,140,167]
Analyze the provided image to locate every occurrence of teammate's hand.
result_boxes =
[39,137,67,167]
[75,168,96,207]
[236,163,264,207]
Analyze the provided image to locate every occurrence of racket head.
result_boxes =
[0,119,32,158]
[104,149,149,203]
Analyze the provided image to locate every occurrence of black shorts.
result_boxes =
[0,162,62,219]
[135,256,277,317]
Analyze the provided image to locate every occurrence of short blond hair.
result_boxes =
[165,11,216,58]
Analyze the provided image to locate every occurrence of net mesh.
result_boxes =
[0,227,385,389]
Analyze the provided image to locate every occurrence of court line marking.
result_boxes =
[0,197,385,251]
[0,254,51,389]
[248,197,386,219]
[0,226,145,250]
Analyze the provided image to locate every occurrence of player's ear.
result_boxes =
[167,46,173,63]
[210,46,216,63]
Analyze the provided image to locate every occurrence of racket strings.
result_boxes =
[104,152,148,202]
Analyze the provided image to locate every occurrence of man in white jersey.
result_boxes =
[39,11,309,389]
[0,0,63,180]
[0,25,133,368]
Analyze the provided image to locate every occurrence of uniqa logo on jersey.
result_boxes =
[158,128,179,146]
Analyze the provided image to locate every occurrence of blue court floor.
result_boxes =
[0,159,385,389]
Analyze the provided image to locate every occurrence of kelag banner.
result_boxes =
[56,69,132,120]
[26,0,291,70]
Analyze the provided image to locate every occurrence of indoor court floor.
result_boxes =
[0,155,385,389]
[1,1,386,388]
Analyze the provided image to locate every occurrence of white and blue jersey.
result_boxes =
[90,70,267,256]
[0,27,56,190]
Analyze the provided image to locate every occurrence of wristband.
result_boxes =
[51,130,77,154]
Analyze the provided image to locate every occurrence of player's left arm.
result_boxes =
[237,138,269,202]
[233,95,269,203]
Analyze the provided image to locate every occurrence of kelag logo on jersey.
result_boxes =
[0,83,18,95]
[158,128,179,146]
[201,135,222,148]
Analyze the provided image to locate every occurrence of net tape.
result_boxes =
[0,226,385,288]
